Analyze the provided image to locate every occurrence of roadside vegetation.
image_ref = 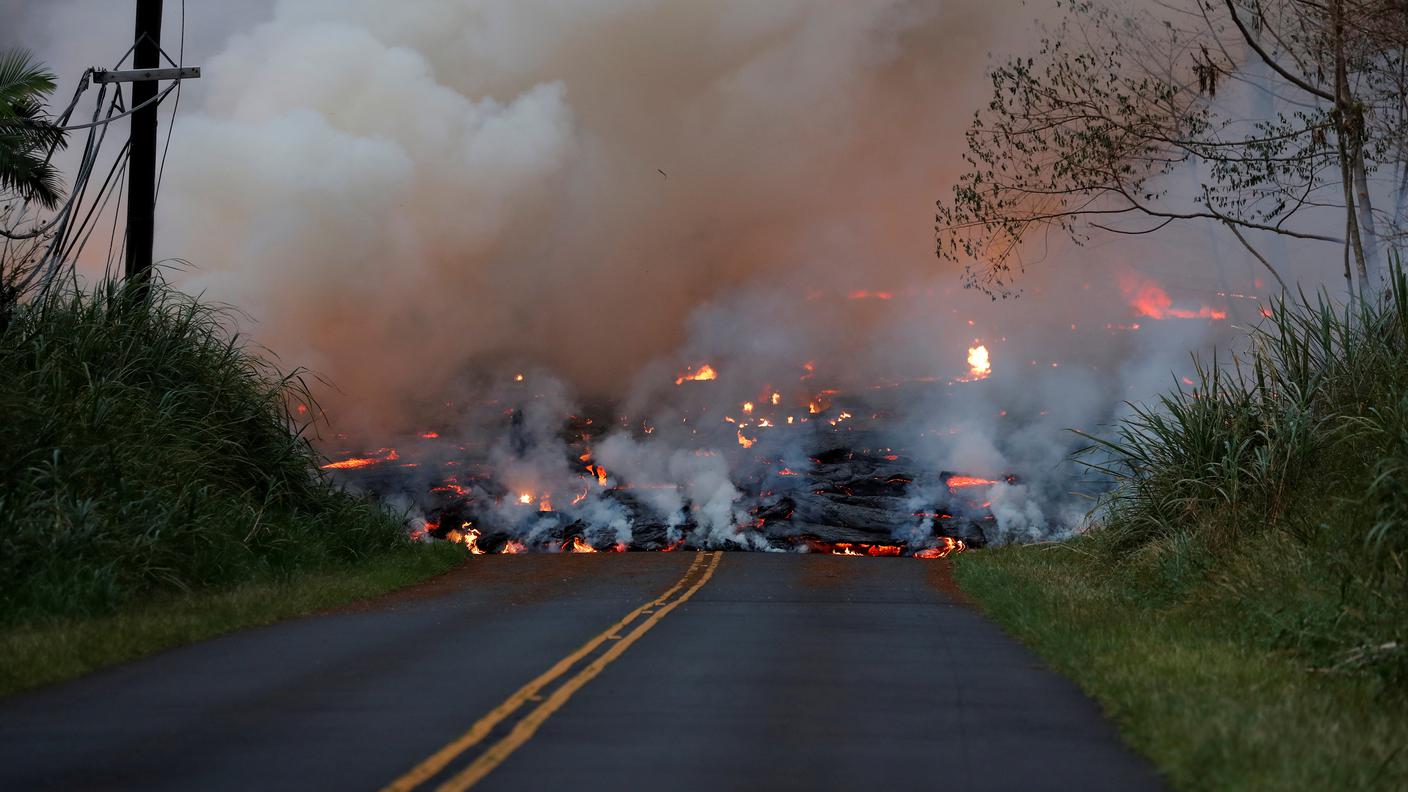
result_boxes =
[0,49,460,698]
[958,266,1408,790]
[0,280,463,696]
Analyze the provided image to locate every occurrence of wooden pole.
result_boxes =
[124,0,163,286]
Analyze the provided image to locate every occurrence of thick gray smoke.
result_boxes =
[15,1,1299,544]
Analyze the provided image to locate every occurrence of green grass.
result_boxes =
[0,279,463,695]
[0,542,464,698]
[958,540,1408,790]
[955,263,1408,789]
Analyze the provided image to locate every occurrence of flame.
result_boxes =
[947,475,997,490]
[660,538,686,552]
[419,431,440,439]
[967,344,991,380]
[832,543,863,556]
[594,465,608,486]
[914,537,966,559]
[518,493,533,505]
[514,373,525,382]
[848,290,894,300]
[539,496,553,512]
[447,522,484,554]
[866,545,903,557]
[571,485,589,505]
[675,364,718,385]
[771,392,781,406]
[500,539,527,554]
[742,401,754,414]
[737,429,756,449]
[563,536,598,553]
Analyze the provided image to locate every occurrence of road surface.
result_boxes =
[0,553,1161,791]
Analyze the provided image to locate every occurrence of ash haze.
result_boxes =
[15,1,1313,543]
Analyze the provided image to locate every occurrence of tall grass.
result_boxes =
[1077,261,1408,687]
[0,279,412,626]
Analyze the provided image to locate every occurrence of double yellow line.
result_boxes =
[381,551,724,792]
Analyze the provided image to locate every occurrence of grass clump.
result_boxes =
[957,263,1408,789]
[0,280,446,629]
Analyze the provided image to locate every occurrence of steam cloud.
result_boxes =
[16,0,1298,544]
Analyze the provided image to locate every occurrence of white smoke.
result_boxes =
[15,0,1327,545]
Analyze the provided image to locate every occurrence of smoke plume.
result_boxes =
[14,1,1299,544]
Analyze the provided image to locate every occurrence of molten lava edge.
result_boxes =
[328,413,1010,557]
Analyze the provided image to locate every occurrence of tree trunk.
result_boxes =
[1353,146,1384,288]
[1333,0,1370,292]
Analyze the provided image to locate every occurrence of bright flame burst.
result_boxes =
[562,536,598,553]
[675,364,718,385]
[518,493,533,505]
[967,344,991,380]
[448,522,484,554]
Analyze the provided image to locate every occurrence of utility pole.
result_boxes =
[92,1,199,289]
[125,0,162,286]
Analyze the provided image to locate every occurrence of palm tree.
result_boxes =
[0,49,67,210]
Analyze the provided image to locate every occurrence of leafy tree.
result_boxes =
[936,0,1408,296]
[0,49,66,210]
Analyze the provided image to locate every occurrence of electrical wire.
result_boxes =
[52,80,178,132]
[1,83,113,241]
[5,21,191,295]
[153,0,186,208]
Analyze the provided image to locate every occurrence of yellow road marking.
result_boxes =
[379,552,718,792]
[436,551,724,792]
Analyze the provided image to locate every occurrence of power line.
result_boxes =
[153,0,186,208]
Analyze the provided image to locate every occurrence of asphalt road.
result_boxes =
[0,553,1161,791]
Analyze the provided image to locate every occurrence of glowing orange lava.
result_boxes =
[320,447,399,470]
[321,456,379,470]
[1127,281,1228,321]
[947,475,998,490]
[914,537,966,559]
